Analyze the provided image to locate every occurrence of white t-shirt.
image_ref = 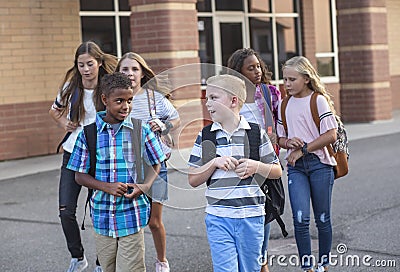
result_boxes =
[55,87,96,153]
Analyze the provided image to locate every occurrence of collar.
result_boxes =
[210,115,251,133]
[95,111,134,133]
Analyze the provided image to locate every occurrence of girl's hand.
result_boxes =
[235,158,259,179]
[287,149,303,166]
[286,137,304,150]
[214,156,239,171]
[103,182,128,197]
[149,118,165,133]
[64,119,79,132]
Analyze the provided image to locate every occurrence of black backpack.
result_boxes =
[81,117,147,230]
[201,123,288,237]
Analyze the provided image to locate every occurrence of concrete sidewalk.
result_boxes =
[1,110,399,181]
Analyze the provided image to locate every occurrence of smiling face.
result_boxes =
[282,66,312,98]
[77,53,101,86]
[240,54,262,85]
[101,87,134,124]
[118,58,144,92]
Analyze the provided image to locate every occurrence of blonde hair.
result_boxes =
[206,74,247,108]
[282,56,340,122]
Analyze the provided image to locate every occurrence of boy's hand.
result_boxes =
[235,158,259,179]
[103,182,128,197]
[124,183,144,199]
[214,156,239,171]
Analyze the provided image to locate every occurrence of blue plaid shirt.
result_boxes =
[67,111,166,238]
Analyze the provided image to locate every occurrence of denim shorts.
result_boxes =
[148,162,168,203]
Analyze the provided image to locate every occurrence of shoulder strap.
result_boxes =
[310,92,320,132]
[56,88,80,153]
[81,122,96,230]
[310,93,335,156]
[146,89,157,119]
[247,122,261,161]
[280,96,290,135]
[130,118,145,183]
[83,122,97,178]
[261,84,272,111]
[201,124,216,166]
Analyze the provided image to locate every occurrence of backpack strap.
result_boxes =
[310,93,335,157]
[130,118,146,183]
[81,122,97,230]
[260,84,275,136]
[56,88,80,153]
[280,96,291,135]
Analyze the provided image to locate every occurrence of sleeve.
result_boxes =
[317,95,338,134]
[276,101,287,138]
[259,128,280,164]
[157,92,179,121]
[187,131,203,168]
[66,130,90,173]
[142,123,166,165]
[53,83,70,108]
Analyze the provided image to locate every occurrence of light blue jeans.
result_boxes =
[205,214,264,272]
[260,223,271,264]
[287,153,334,270]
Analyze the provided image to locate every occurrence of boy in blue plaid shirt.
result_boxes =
[67,72,166,272]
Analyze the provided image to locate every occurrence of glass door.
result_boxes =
[214,16,247,66]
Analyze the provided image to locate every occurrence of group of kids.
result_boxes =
[50,41,339,272]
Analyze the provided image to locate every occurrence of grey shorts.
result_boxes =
[148,162,168,203]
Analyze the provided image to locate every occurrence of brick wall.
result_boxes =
[0,0,81,161]
[336,0,392,122]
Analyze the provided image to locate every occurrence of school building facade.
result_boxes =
[0,0,399,161]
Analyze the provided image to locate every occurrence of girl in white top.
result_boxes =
[49,41,117,272]
[117,52,180,272]
[276,56,338,272]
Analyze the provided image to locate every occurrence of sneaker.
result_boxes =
[155,259,170,272]
[316,265,328,272]
[93,266,103,272]
[67,255,88,272]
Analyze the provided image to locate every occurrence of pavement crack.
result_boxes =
[0,217,59,225]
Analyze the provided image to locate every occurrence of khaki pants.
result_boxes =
[94,229,146,272]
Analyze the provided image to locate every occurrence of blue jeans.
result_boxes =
[205,214,264,272]
[287,153,334,269]
[260,223,271,264]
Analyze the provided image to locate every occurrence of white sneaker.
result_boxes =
[67,255,88,272]
[316,265,327,272]
[93,266,103,272]
[155,259,170,272]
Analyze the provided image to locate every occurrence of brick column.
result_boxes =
[129,0,202,149]
[336,1,392,122]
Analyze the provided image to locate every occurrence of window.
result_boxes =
[197,0,338,83]
[197,0,301,82]
[80,0,131,58]
[314,0,339,80]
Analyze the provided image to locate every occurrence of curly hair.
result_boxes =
[227,48,273,84]
[99,72,133,97]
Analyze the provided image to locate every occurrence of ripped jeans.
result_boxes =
[287,153,334,269]
[59,151,84,258]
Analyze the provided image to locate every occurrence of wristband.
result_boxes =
[161,120,173,135]
[301,143,309,156]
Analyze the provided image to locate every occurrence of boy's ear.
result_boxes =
[101,94,107,106]
[231,96,239,107]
